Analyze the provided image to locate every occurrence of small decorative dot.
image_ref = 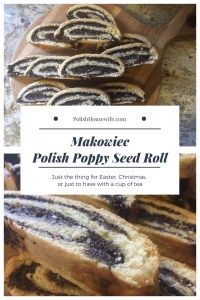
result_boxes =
[142,116,146,121]
[54,116,58,121]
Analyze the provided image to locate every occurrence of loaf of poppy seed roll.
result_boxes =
[25,56,68,79]
[103,43,158,67]
[7,56,40,77]
[54,19,121,44]
[27,24,73,49]
[66,4,117,26]
[159,256,196,296]
[16,81,66,105]
[59,54,124,79]
[135,196,196,266]
[5,253,88,296]
[4,192,159,295]
[99,82,145,104]
[47,88,111,106]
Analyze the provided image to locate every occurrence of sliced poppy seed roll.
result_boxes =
[16,81,66,105]
[27,24,73,49]
[7,56,40,77]
[135,196,196,266]
[59,54,124,79]
[4,192,159,295]
[159,256,196,296]
[25,56,68,79]
[98,33,152,52]
[47,88,111,106]
[103,43,158,67]
[5,253,88,296]
[66,4,117,25]
[54,19,121,44]
[99,82,145,104]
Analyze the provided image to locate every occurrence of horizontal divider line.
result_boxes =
[39,128,161,130]
[39,166,160,169]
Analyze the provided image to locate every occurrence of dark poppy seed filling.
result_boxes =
[107,91,143,103]
[159,265,196,296]
[159,278,182,296]
[137,200,183,216]
[70,65,117,76]
[7,263,56,295]
[46,270,76,288]
[8,56,39,77]
[77,232,124,265]
[64,56,120,67]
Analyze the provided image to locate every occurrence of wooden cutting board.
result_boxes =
[10,4,195,104]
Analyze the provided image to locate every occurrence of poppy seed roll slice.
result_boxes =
[7,56,40,77]
[59,54,124,78]
[5,253,88,296]
[27,24,72,49]
[25,56,68,79]
[47,88,111,106]
[66,4,117,25]
[135,196,196,266]
[159,256,196,296]
[4,192,159,295]
[99,82,145,104]
[16,81,66,104]
[103,43,158,66]
[54,19,121,44]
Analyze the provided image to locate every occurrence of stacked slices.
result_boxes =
[8,4,160,106]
